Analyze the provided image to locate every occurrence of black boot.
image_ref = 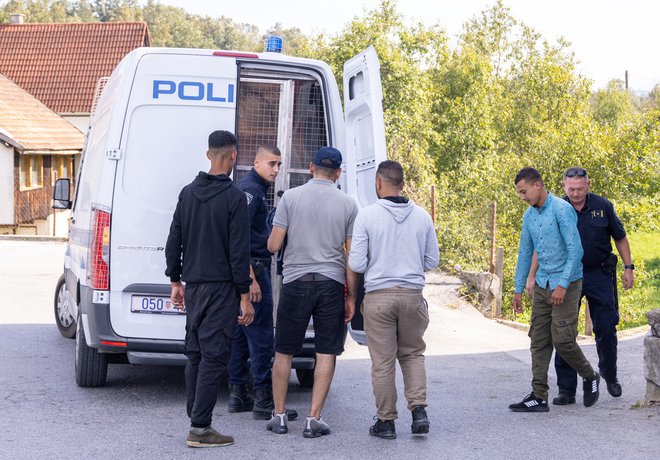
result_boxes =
[253,387,298,421]
[228,384,253,413]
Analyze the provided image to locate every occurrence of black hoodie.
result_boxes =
[165,172,251,294]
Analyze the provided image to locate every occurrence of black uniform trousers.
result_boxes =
[555,268,619,395]
[184,282,239,428]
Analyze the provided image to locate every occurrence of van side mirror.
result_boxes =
[53,178,72,209]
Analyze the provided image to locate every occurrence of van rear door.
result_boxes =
[342,46,387,345]
[108,51,241,340]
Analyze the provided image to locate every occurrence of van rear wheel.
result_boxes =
[296,368,315,388]
[54,275,76,338]
[75,313,108,387]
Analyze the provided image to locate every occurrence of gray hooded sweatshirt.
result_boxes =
[349,198,439,293]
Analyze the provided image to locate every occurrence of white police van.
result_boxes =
[53,39,385,387]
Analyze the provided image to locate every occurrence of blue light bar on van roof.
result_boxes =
[212,51,259,58]
[265,35,283,53]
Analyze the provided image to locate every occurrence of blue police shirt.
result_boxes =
[566,193,626,270]
[514,192,584,293]
[237,168,272,259]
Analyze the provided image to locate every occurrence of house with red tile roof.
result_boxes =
[0,73,83,235]
[0,17,150,132]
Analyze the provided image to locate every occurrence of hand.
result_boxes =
[238,299,254,326]
[171,282,186,313]
[622,269,634,290]
[525,276,535,299]
[512,293,523,314]
[344,297,355,324]
[550,286,566,306]
[249,279,262,303]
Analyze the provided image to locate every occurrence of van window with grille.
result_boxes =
[235,74,328,208]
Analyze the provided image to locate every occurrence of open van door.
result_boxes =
[343,45,387,345]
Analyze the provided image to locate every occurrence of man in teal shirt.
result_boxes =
[509,167,600,412]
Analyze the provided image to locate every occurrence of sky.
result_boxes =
[154,0,660,91]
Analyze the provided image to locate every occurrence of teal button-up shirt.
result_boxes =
[514,192,583,293]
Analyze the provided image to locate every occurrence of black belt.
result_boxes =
[296,273,334,282]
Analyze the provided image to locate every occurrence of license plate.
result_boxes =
[130,295,183,315]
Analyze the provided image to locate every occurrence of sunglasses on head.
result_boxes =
[564,167,587,178]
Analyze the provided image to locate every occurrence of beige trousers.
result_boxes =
[363,288,429,421]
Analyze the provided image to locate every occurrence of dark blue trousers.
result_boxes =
[184,282,239,428]
[227,267,274,390]
[555,269,619,395]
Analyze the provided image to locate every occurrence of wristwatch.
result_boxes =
[624,264,635,270]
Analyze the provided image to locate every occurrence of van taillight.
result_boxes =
[90,209,110,290]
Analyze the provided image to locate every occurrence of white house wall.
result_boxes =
[62,115,89,134]
[0,144,14,224]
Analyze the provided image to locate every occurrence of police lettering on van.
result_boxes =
[152,80,235,103]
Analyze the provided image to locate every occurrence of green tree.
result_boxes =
[591,80,636,128]
[301,0,447,195]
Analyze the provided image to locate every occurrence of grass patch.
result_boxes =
[630,231,660,307]
[611,231,659,329]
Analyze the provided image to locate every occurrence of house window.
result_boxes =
[19,155,43,190]
[52,156,74,183]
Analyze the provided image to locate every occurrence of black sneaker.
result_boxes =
[583,372,600,407]
[552,392,576,405]
[411,407,430,434]
[508,393,549,412]
[369,418,396,439]
[606,379,622,397]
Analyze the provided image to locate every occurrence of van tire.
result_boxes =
[296,369,315,388]
[54,275,76,338]
[75,313,108,387]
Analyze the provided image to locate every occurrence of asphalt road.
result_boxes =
[0,239,657,459]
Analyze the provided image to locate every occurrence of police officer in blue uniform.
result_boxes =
[227,145,298,421]
[551,167,634,404]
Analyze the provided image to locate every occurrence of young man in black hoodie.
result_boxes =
[165,130,254,448]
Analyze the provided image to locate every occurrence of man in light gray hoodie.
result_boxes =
[348,160,439,440]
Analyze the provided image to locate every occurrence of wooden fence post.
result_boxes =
[430,185,435,223]
[494,247,504,317]
[489,201,497,273]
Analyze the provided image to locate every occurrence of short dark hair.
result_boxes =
[257,144,281,156]
[313,164,337,179]
[514,167,544,186]
[208,130,238,150]
[377,160,404,187]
